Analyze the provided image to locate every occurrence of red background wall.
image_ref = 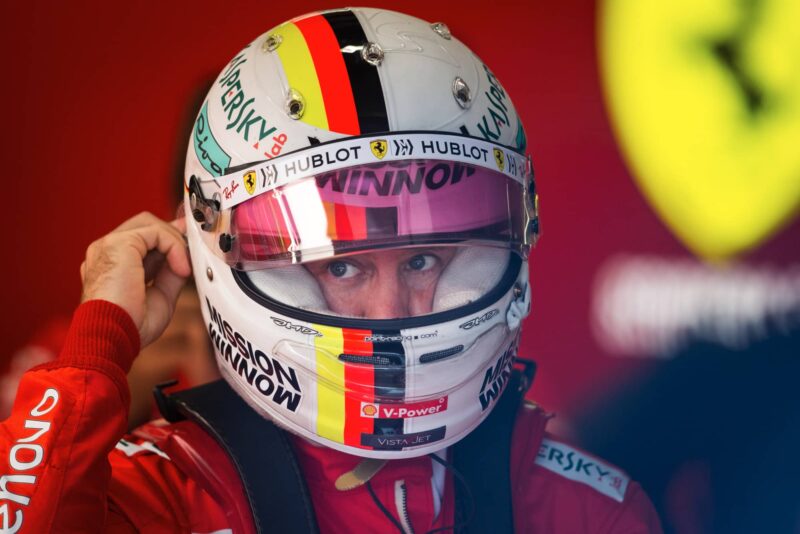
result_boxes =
[3,0,797,417]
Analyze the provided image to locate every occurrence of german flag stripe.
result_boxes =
[333,203,353,240]
[274,22,328,130]
[335,203,367,241]
[343,328,375,446]
[323,201,338,240]
[294,15,361,135]
[371,331,406,437]
[347,204,368,240]
[322,10,390,133]
[366,206,398,238]
[314,324,345,443]
[313,324,406,449]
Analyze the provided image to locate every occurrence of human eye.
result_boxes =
[327,260,361,279]
[406,254,438,272]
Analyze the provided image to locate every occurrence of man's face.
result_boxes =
[304,247,458,319]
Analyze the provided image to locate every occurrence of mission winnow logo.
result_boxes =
[206,298,303,412]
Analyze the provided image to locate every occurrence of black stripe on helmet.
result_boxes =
[322,10,390,134]
[370,330,406,437]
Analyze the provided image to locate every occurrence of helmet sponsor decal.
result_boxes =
[195,132,529,210]
[370,139,388,159]
[393,138,414,156]
[459,309,500,330]
[317,161,474,198]
[193,101,231,177]
[217,48,288,157]
[493,148,505,171]
[270,316,322,337]
[360,426,446,450]
[282,145,363,181]
[205,298,303,412]
[360,397,448,419]
[479,344,515,411]
[362,331,437,342]
[476,64,512,142]
[243,170,257,195]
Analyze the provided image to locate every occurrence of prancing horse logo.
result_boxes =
[243,170,257,195]
[493,148,505,172]
[370,139,388,159]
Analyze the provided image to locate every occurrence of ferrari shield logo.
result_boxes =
[370,139,388,159]
[243,170,257,195]
[493,148,505,171]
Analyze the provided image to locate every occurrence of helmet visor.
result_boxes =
[201,159,528,269]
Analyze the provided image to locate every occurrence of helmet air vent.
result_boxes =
[338,352,403,366]
[419,345,464,364]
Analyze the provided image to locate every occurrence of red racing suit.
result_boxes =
[0,301,662,533]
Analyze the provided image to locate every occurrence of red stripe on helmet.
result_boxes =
[343,328,375,446]
[294,15,361,135]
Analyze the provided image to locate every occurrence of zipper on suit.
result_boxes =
[394,479,415,534]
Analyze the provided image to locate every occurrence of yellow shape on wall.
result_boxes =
[600,0,800,260]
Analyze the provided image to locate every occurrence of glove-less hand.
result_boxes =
[80,212,192,348]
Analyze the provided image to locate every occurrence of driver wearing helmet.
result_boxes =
[0,8,661,533]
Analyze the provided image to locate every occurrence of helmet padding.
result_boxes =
[245,247,510,316]
[433,247,510,312]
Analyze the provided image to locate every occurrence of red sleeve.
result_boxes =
[0,300,139,533]
[602,481,663,534]
[511,407,663,533]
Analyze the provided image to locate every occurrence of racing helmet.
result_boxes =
[184,7,539,459]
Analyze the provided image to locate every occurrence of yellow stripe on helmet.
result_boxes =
[313,324,345,443]
[274,23,328,130]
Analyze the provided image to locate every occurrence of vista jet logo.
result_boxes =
[360,397,448,419]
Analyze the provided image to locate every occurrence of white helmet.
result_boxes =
[184,7,539,459]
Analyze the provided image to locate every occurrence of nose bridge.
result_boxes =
[365,266,409,319]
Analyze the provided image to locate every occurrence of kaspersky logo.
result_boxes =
[360,397,448,419]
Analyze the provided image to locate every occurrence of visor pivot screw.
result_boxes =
[361,42,384,66]
[452,77,472,109]
[218,233,234,253]
[431,22,451,40]
[262,34,282,52]
[206,267,214,281]
[285,89,305,120]
[513,283,523,298]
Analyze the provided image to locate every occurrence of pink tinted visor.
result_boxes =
[219,159,527,269]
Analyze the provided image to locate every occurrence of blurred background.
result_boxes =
[2,1,799,532]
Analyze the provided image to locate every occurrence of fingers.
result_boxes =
[140,267,188,347]
[120,220,192,279]
[170,215,187,235]
[81,212,193,348]
[114,211,181,235]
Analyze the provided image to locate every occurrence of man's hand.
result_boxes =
[80,212,192,348]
